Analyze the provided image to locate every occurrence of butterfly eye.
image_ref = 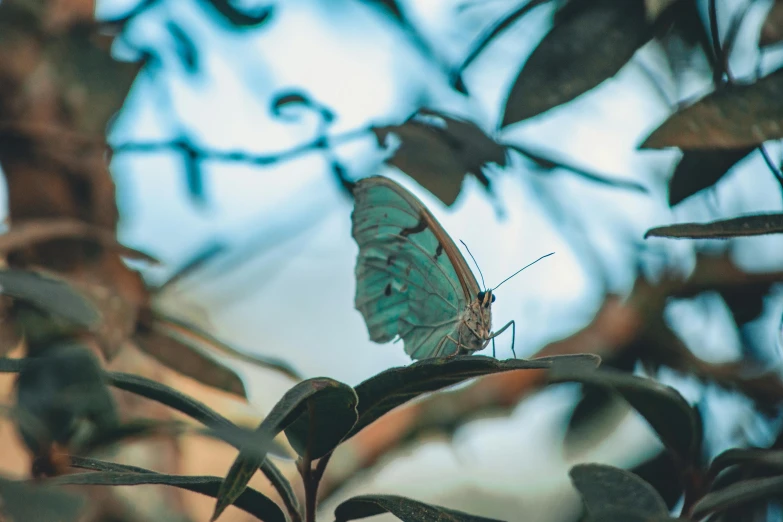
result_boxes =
[477,291,495,307]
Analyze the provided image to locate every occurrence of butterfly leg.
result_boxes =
[489,320,516,359]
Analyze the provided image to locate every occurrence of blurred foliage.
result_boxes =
[1,0,783,521]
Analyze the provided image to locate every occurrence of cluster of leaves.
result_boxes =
[308,0,783,520]
[0,306,600,522]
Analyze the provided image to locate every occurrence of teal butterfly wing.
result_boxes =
[351,176,481,359]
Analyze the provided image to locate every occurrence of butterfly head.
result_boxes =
[477,290,495,308]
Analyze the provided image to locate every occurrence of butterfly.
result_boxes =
[351,175,552,360]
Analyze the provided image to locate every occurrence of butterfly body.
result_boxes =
[351,176,511,360]
[456,290,494,352]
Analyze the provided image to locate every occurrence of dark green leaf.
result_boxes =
[347,354,600,440]
[564,388,629,458]
[213,378,358,521]
[692,475,783,518]
[0,356,297,514]
[2,356,289,457]
[284,381,358,459]
[668,148,753,205]
[151,315,301,381]
[645,213,783,239]
[372,109,506,206]
[15,343,117,456]
[0,269,100,328]
[107,370,243,437]
[570,464,670,518]
[550,368,698,465]
[133,318,247,398]
[709,448,783,479]
[204,0,273,27]
[51,457,285,522]
[0,475,86,522]
[333,494,504,522]
[641,67,783,149]
[582,509,680,522]
[630,452,683,511]
[502,0,651,126]
[77,419,272,456]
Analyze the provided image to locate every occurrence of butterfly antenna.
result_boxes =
[459,239,486,289]
[493,252,555,290]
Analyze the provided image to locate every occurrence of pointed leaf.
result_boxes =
[213,378,358,521]
[709,448,783,479]
[570,464,670,519]
[333,494,504,522]
[152,315,302,381]
[645,213,783,239]
[283,381,358,459]
[372,109,506,206]
[668,148,753,205]
[346,354,600,440]
[0,269,100,328]
[550,368,699,465]
[502,0,651,126]
[133,319,248,398]
[52,458,285,522]
[642,67,783,149]
[692,475,783,518]
[0,475,86,522]
[564,388,629,457]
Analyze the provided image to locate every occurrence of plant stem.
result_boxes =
[300,401,317,522]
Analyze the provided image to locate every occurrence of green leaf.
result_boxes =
[159,316,301,380]
[213,378,358,521]
[284,380,358,459]
[0,475,86,522]
[0,356,297,518]
[333,494,504,522]
[347,354,600,440]
[645,213,783,239]
[692,475,783,518]
[709,448,783,479]
[133,318,248,398]
[0,269,100,328]
[667,148,753,206]
[15,343,118,455]
[371,109,506,206]
[550,368,699,465]
[641,67,783,149]
[570,464,670,519]
[54,457,286,522]
[502,0,651,126]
